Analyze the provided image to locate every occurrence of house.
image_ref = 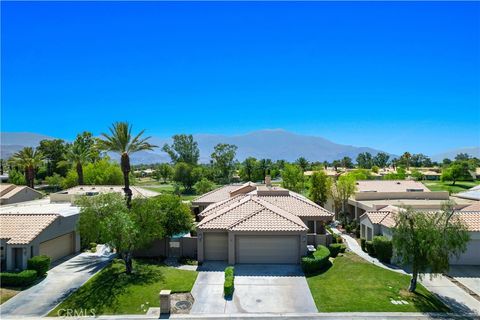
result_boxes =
[0,184,43,205]
[453,185,480,201]
[0,199,80,270]
[334,180,475,221]
[195,181,334,264]
[359,203,480,265]
[50,185,160,203]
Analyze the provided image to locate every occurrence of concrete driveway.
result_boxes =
[191,263,317,314]
[0,251,114,317]
[448,265,480,297]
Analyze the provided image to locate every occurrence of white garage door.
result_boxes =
[236,235,300,264]
[39,233,74,262]
[451,240,480,265]
[204,233,228,261]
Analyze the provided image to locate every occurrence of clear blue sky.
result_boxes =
[1,1,479,155]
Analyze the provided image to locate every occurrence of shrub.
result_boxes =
[301,245,330,274]
[360,238,366,252]
[365,241,376,256]
[224,266,235,297]
[90,242,97,253]
[331,233,343,244]
[372,236,393,263]
[328,243,346,257]
[27,255,51,276]
[0,270,37,287]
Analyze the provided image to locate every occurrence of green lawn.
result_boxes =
[306,253,448,312]
[422,180,479,194]
[49,259,198,316]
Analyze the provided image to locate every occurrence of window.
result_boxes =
[307,221,315,233]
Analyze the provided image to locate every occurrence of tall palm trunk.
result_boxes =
[121,153,133,208]
[76,162,84,185]
[26,166,35,188]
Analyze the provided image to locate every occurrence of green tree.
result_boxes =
[59,134,94,185]
[194,178,215,195]
[155,163,173,183]
[173,162,201,192]
[38,139,68,176]
[45,173,64,192]
[373,152,390,168]
[295,157,309,172]
[62,158,124,188]
[401,152,412,170]
[441,163,467,185]
[211,143,238,184]
[99,122,156,207]
[308,171,332,206]
[258,159,273,181]
[341,156,354,169]
[239,157,258,182]
[281,164,305,193]
[10,147,44,188]
[392,203,469,292]
[77,193,193,274]
[330,174,356,219]
[74,131,101,162]
[162,134,200,165]
[356,152,373,169]
[455,153,470,161]
[7,169,26,185]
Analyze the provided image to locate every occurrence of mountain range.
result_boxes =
[1,130,478,164]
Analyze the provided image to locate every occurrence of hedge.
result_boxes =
[27,255,51,277]
[328,243,346,258]
[360,238,366,252]
[372,236,393,263]
[1,270,37,287]
[224,266,235,298]
[301,245,330,274]
[365,241,376,256]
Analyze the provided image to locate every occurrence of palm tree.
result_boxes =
[99,122,156,207]
[402,152,412,170]
[10,147,44,188]
[59,143,92,185]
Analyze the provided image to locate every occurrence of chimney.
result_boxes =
[265,175,272,187]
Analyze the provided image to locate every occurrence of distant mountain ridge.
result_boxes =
[1,130,476,165]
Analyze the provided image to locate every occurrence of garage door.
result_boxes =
[204,233,228,261]
[236,235,299,264]
[451,240,480,265]
[39,233,74,262]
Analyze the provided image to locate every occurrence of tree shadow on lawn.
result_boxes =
[397,289,450,313]
[304,261,333,277]
[57,259,165,315]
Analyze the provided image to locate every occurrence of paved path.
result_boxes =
[191,263,317,314]
[0,251,114,317]
[338,230,480,316]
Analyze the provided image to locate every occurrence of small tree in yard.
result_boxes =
[78,193,193,274]
[392,202,469,292]
[194,178,215,195]
[309,171,332,207]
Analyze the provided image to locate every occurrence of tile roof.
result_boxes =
[361,211,397,228]
[192,184,248,204]
[0,214,59,244]
[196,196,308,232]
[457,211,480,232]
[0,184,42,200]
[461,202,480,211]
[0,199,80,217]
[53,185,159,199]
[260,192,333,217]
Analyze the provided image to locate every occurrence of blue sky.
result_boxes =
[1,1,479,155]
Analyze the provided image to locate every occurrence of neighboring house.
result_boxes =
[359,203,480,265]
[195,181,334,264]
[0,199,80,270]
[453,185,480,201]
[330,180,475,221]
[0,184,43,205]
[50,185,159,203]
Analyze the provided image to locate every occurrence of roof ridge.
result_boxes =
[281,192,333,214]
[249,196,307,228]
[199,194,243,217]
[196,194,255,228]
[192,184,241,202]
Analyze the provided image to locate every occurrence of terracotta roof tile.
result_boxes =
[461,202,480,211]
[0,214,59,244]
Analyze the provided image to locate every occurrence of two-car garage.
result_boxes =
[39,232,75,262]
[202,232,303,264]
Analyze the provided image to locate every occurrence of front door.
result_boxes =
[13,248,23,270]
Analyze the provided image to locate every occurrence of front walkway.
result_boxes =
[190,263,317,314]
[0,250,114,317]
[338,231,480,315]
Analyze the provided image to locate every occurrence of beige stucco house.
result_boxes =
[195,182,334,264]
[0,199,80,270]
[359,202,480,265]
[0,184,43,205]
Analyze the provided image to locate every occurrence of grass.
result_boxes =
[49,259,198,316]
[0,287,21,304]
[306,253,448,312]
[422,180,479,194]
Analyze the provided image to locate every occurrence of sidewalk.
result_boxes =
[337,230,480,316]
